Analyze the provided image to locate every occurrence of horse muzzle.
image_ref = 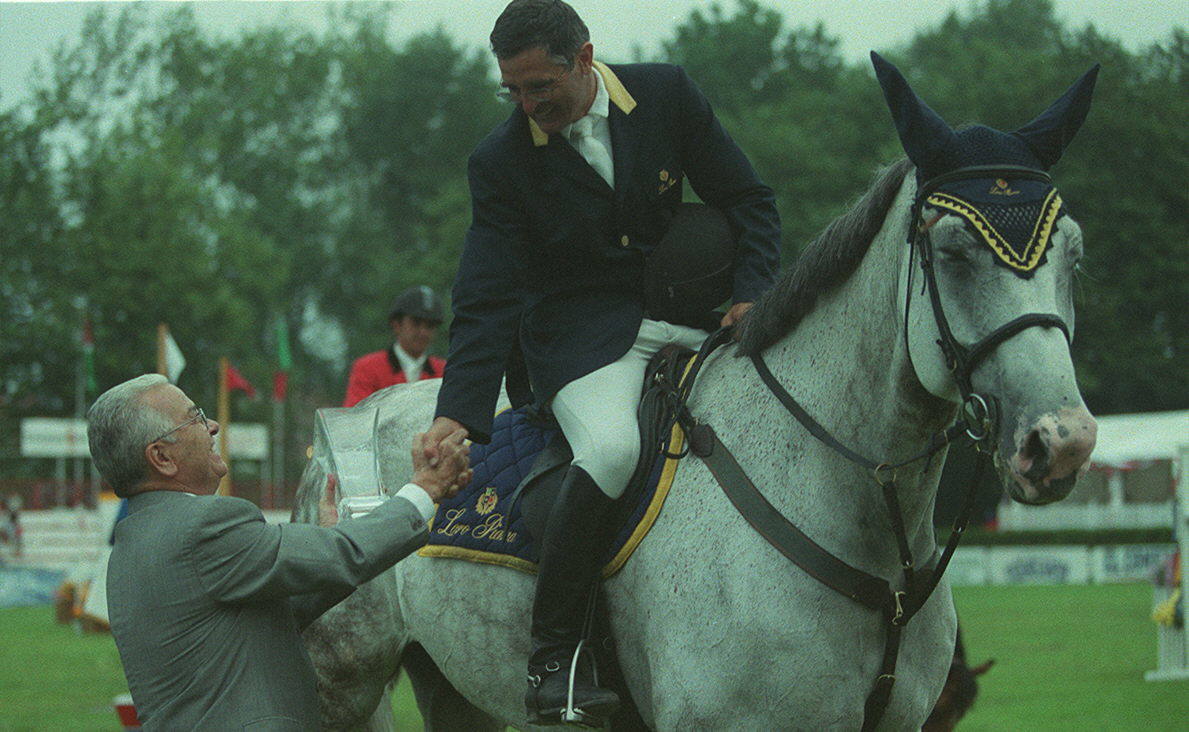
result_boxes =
[1003,407,1097,504]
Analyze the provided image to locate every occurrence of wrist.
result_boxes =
[411,470,444,497]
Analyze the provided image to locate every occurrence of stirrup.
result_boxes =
[526,641,610,728]
[561,639,601,726]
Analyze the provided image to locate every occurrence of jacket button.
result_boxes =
[620,235,630,248]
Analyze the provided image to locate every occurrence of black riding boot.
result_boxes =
[525,465,621,727]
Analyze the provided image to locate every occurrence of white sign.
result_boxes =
[20,418,269,461]
[225,423,269,460]
[1093,544,1176,583]
[20,418,90,458]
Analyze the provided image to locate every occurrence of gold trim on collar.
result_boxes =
[529,119,548,147]
[528,60,637,147]
[593,60,637,115]
[926,189,1063,273]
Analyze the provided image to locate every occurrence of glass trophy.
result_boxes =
[314,406,386,520]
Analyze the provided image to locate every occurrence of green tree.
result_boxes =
[659,1,894,260]
[896,0,1187,414]
[325,16,506,365]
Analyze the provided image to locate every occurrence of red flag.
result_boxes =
[224,362,256,398]
[81,318,97,393]
[272,371,288,402]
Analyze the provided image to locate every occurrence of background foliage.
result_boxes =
[1,0,1184,487]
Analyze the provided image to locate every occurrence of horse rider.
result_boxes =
[343,285,447,407]
[422,0,781,724]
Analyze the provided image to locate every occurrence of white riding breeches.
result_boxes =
[551,318,708,499]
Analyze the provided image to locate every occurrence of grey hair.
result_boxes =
[87,374,174,497]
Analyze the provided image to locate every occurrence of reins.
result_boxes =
[663,165,1068,729]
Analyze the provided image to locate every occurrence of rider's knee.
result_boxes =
[576,432,639,499]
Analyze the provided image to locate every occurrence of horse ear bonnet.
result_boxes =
[1013,64,1100,169]
[870,52,1099,277]
[870,52,1099,181]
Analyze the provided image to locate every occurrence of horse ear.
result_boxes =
[1013,65,1100,169]
[870,51,957,172]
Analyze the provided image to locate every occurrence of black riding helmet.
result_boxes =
[389,286,444,324]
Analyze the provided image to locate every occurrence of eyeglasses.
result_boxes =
[150,407,209,445]
[496,65,571,103]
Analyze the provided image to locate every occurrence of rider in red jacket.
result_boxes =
[343,286,447,407]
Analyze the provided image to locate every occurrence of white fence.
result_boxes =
[2,504,291,571]
[945,543,1175,586]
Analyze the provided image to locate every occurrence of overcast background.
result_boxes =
[1,0,1184,110]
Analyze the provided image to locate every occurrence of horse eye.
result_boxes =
[937,245,971,263]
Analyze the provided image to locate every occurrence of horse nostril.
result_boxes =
[1020,429,1050,483]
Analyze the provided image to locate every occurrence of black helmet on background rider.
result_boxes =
[389,286,444,325]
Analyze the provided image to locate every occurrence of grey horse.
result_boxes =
[294,55,1099,730]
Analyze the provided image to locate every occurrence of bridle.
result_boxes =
[677,164,1073,730]
[907,165,1071,408]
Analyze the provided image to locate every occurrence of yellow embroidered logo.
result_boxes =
[658,169,677,195]
[475,486,498,516]
[989,178,1020,196]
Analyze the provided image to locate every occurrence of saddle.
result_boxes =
[514,339,708,545]
[418,327,734,570]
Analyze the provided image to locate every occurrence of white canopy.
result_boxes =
[1090,410,1189,467]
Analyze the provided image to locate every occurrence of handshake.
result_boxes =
[410,427,472,502]
[317,427,472,527]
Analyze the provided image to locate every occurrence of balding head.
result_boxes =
[87,375,174,497]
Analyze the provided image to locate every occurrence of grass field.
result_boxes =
[0,583,1184,730]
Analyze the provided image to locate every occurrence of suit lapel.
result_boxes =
[524,63,639,201]
[595,61,641,204]
[538,134,613,198]
[609,103,641,204]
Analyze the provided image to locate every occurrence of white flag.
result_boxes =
[163,330,186,383]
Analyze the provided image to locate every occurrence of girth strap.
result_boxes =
[688,421,891,610]
[686,415,977,731]
[677,328,986,730]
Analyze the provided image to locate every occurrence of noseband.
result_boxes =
[908,165,1072,438]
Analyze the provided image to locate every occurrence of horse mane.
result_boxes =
[736,157,915,356]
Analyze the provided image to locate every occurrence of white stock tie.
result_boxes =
[570,116,614,188]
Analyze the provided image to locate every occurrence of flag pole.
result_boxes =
[271,396,284,508]
[156,324,168,377]
[74,301,87,500]
[272,316,292,507]
[217,357,232,496]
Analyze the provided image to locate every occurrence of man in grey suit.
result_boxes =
[88,374,469,730]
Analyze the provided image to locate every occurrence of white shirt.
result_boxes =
[393,342,427,384]
[563,68,614,187]
[396,483,436,522]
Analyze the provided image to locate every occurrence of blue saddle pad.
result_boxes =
[419,407,685,576]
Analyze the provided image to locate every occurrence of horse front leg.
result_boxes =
[402,641,503,731]
[303,580,404,730]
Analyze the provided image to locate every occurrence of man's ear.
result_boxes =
[576,41,594,70]
[145,442,179,478]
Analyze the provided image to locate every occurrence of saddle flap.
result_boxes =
[513,437,573,550]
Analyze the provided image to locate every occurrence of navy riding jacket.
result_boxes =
[436,62,781,443]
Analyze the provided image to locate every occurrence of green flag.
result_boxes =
[275,316,292,371]
[273,317,292,402]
